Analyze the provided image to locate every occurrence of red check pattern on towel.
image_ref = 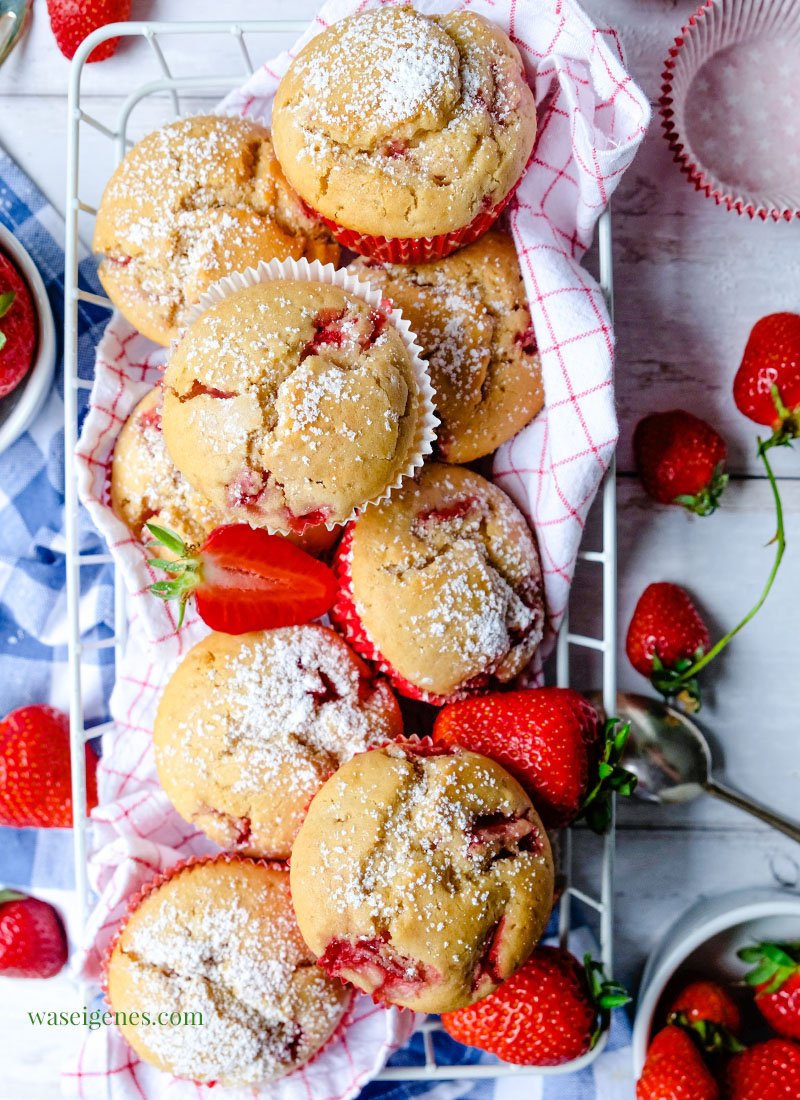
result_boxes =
[69,2,647,1097]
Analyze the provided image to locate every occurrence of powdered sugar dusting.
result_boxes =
[115,862,348,1085]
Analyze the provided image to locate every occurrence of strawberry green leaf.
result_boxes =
[583,954,630,1047]
[738,941,800,993]
[673,461,729,518]
[145,523,187,558]
[581,720,637,833]
[667,1012,745,1054]
[0,888,26,905]
[0,332,6,352]
[0,291,16,319]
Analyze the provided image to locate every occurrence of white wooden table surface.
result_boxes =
[1,1,798,1095]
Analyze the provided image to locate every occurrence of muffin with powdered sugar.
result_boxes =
[153,624,403,858]
[290,740,554,1014]
[93,115,339,345]
[272,7,536,262]
[331,463,545,704]
[105,856,351,1086]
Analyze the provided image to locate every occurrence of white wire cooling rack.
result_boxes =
[63,18,619,1084]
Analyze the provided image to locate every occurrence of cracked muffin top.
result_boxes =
[153,624,403,859]
[331,463,545,703]
[110,385,337,559]
[272,8,536,239]
[289,741,554,1014]
[106,857,350,1086]
[161,279,432,533]
[349,229,543,462]
[93,115,340,346]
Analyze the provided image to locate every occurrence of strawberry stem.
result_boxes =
[583,954,630,1047]
[667,1011,745,1055]
[0,289,15,350]
[758,385,799,454]
[673,461,729,517]
[667,442,785,691]
[145,523,204,629]
[581,719,637,833]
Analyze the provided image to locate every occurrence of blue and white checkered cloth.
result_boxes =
[0,150,634,1099]
[0,148,115,890]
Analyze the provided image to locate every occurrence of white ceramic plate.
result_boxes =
[633,887,800,1075]
[0,222,57,454]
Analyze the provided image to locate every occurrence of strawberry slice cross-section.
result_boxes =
[146,523,338,635]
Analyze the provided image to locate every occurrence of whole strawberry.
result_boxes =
[0,705,98,828]
[441,947,629,1066]
[637,1026,719,1100]
[666,979,744,1057]
[634,410,728,516]
[725,1038,800,1100]
[0,891,68,978]
[739,941,800,1040]
[626,583,709,707]
[46,0,131,63]
[432,688,635,832]
[734,312,800,450]
[668,979,742,1036]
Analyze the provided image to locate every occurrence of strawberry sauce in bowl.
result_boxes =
[0,224,56,454]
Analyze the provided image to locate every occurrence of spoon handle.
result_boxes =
[705,779,800,844]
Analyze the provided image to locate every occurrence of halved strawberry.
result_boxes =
[146,523,337,634]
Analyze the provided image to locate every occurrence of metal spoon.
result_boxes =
[0,1,31,68]
[603,692,800,844]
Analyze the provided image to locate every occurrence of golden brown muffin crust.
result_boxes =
[349,229,543,462]
[161,280,426,532]
[93,115,339,345]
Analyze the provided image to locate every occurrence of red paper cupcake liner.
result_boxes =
[660,0,800,222]
[314,169,525,264]
[329,526,492,706]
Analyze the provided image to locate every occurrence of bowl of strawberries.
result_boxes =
[634,887,800,1098]
[0,222,56,454]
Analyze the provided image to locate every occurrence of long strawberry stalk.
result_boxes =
[670,442,785,688]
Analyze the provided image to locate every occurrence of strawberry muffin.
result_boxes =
[153,624,402,859]
[272,7,536,261]
[331,463,545,704]
[349,229,543,461]
[161,279,433,533]
[111,386,336,558]
[106,856,350,1086]
[290,741,554,1014]
[93,115,339,345]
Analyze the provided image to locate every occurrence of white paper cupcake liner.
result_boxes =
[661,0,800,221]
[177,257,438,532]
